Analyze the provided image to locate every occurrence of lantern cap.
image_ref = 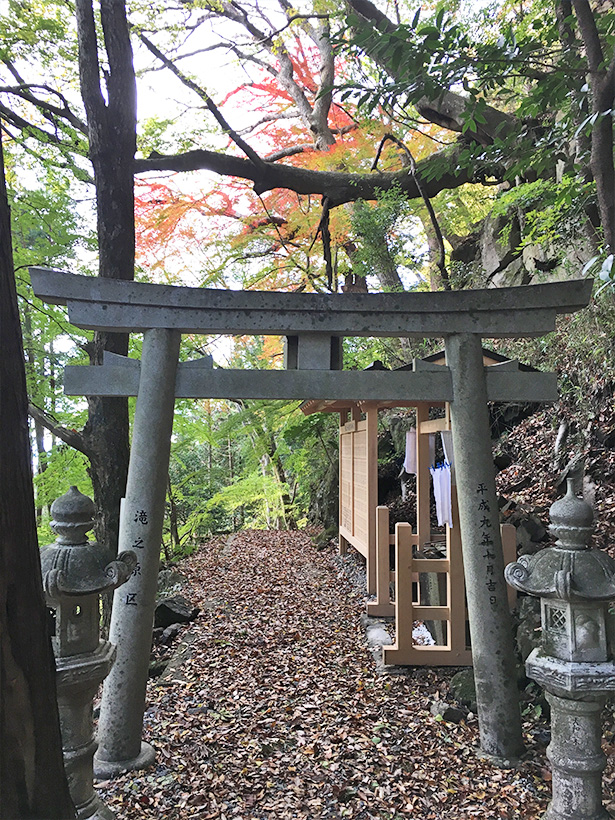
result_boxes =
[50,485,95,545]
[41,487,136,598]
[549,479,593,548]
[505,480,615,602]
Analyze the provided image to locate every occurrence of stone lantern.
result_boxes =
[505,479,615,820]
[41,487,136,820]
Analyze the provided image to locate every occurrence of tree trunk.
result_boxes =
[269,437,297,530]
[571,0,615,254]
[167,474,180,557]
[22,301,48,522]
[74,0,137,555]
[0,134,75,820]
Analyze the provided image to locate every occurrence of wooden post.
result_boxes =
[338,411,348,555]
[501,523,517,610]
[416,404,431,551]
[364,403,379,595]
[448,484,469,658]
[385,523,415,659]
[367,506,395,617]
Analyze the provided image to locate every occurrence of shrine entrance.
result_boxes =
[30,266,592,769]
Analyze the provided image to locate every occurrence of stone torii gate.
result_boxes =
[30,267,592,768]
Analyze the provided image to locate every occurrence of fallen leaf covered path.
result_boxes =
[98,530,552,819]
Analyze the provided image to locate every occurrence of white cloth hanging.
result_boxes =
[403,429,417,474]
[429,433,436,468]
[441,430,455,484]
[430,463,453,527]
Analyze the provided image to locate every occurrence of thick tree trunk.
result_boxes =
[0,135,75,820]
[75,0,137,554]
[571,0,615,254]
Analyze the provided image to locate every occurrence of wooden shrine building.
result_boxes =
[301,350,540,666]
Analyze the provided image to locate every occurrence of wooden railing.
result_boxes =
[367,505,516,666]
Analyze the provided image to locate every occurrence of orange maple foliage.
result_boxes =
[134,36,440,291]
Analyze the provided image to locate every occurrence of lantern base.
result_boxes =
[76,792,117,820]
[93,741,156,780]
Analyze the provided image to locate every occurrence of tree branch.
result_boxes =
[0,102,79,150]
[373,133,450,289]
[74,0,106,131]
[571,0,605,75]
[135,143,479,206]
[0,80,88,135]
[345,0,514,145]
[137,31,265,169]
[28,403,93,459]
[309,196,333,288]
[265,144,312,161]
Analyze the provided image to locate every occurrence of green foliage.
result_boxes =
[163,395,338,557]
[35,447,92,544]
[495,284,615,417]
[338,0,601,188]
[350,186,427,289]
[206,471,286,528]
[490,175,596,261]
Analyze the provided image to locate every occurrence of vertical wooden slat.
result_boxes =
[338,411,348,555]
[416,403,431,551]
[367,506,395,617]
[383,523,415,664]
[365,404,378,595]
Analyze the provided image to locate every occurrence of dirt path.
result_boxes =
[98,531,554,819]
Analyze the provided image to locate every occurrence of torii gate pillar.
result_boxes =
[94,328,181,778]
[445,333,524,760]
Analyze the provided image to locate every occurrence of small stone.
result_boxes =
[154,595,200,628]
[157,568,187,596]
[515,515,546,548]
[160,624,181,646]
[365,623,391,647]
[430,699,466,724]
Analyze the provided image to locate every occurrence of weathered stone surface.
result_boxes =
[506,481,615,819]
[365,622,392,648]
[95,328,181,777]
[445,333,524,761]
[515,596,542,662]
[450,668,477,711]
[157,632,199,687]
[30,267,592,338]
[479,211,522,281]
[159,624,181,645]
[64,360,559,404]
[41,488,134,819]
[510,512,547,549]
[157,568,187,597]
